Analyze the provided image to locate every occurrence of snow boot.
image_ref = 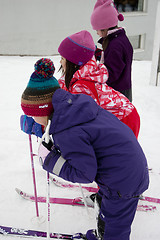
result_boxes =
[86,229,99,240]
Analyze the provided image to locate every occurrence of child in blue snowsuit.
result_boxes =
[21,58,149,240]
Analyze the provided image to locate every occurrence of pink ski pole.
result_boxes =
[29,134,39,218]
[42,120,51,239]
[46,171,50,240]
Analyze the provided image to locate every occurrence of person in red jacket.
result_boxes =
[58,30,140,138]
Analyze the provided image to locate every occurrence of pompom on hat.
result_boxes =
[58,30,96,66]
[91,0,124,30]
[21,58,60,117]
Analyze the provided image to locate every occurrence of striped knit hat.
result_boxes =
[21,58,60,117]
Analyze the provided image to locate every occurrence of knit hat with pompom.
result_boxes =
[21,58,60,117]
[91,0,124,30]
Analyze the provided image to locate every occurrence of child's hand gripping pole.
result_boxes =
[20,115,44,138]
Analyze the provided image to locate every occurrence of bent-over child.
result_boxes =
[21,58,149,240]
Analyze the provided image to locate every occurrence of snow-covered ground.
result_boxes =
[0,56,160,239]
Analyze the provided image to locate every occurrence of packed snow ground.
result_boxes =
[0,56,160,240]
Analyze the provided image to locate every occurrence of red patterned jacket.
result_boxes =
[58,57,140,138]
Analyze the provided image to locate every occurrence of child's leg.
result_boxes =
[86,193,105,240]
[95,194,105,239]
[100,196,139,240]
[97,213,105,239]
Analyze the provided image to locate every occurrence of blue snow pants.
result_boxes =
[98,194,139,240]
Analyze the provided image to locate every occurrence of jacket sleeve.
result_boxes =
[104,48,125,86]
[58,76,67,90]
[43,128,97,184]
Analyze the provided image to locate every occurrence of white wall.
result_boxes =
[0,0,158,60]
[0,0,96,56]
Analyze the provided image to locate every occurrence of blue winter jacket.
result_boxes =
[44,89,149,199]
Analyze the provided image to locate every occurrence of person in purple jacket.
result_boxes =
[91,0,133,102]
[21,58,149,240]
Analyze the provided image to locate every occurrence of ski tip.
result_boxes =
[15,188,21,194]
[15,188,25,198]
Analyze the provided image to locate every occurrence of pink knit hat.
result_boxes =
[58,30,96,66]
[90,0,124,30]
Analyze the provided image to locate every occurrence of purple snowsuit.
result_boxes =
[98,28,133,102]
[43,89,149,240]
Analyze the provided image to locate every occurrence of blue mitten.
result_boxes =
[32,121,44,138]
[20,115,44,138]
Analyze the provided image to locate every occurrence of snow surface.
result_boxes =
[0,55,160,240]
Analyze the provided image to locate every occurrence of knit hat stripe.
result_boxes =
[21,102,53,117]
[67,37,95,52]
[21,95,53,104]
[27,76,59,89]
[23,86,59,97]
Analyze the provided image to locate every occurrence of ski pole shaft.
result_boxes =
[79,184,89,216]
[29,134,39,217]
[47,172,50,240]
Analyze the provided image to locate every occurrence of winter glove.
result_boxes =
[39,140,63,175]
[38,140,54,166]
[42,147,62,175]
[20,115,44,138]
[38,119,65,176]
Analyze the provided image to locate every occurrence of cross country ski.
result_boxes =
[0,225,85,239]
[50,177,99,193]
[15,188,94,207]
[15,188,157,212]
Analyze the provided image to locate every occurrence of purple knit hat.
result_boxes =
[58,30,96,66]
[91,0,124,30]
